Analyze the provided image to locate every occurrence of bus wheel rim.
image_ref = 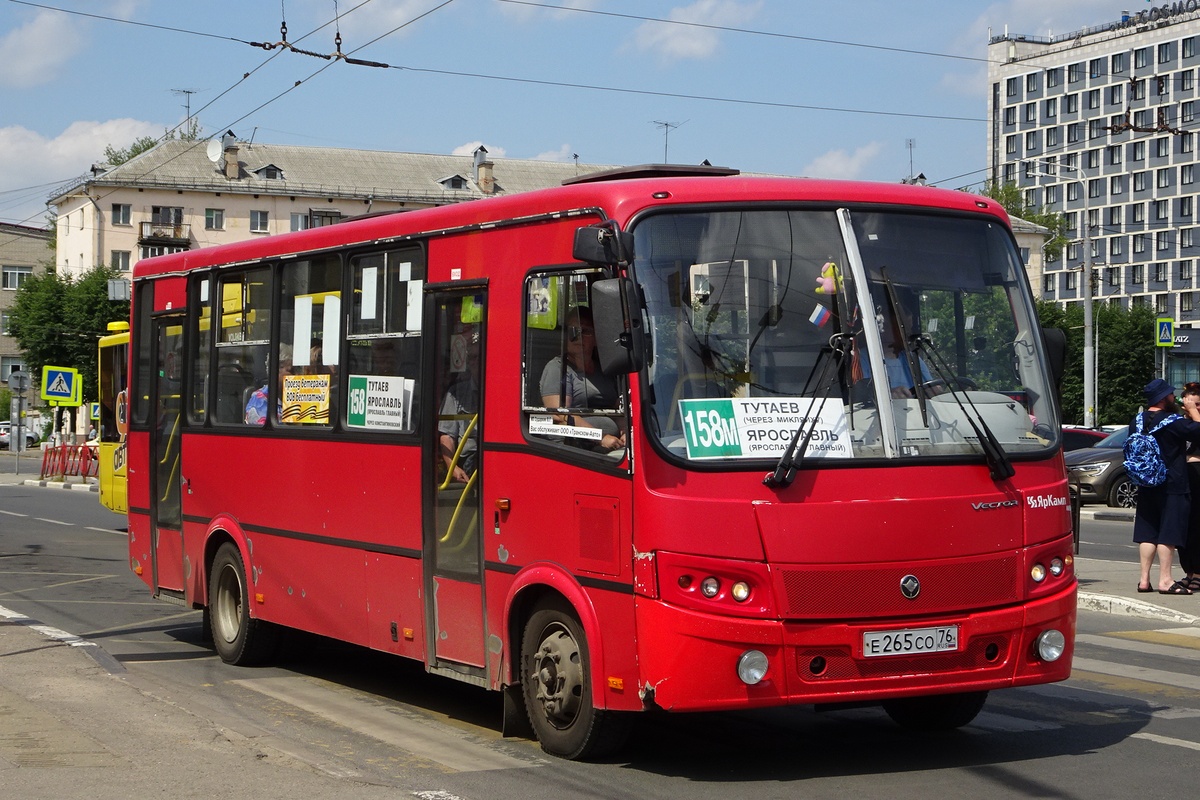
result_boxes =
[532,625,583,729]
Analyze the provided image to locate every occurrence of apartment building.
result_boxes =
[48,135,611,281]
[988,4,1200,380]
[0,222,52,381]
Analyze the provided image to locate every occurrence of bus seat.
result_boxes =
[215,363,256,423]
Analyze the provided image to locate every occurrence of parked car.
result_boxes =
[1061,426,1109,451]
[1064,427,1135,508]
[0,422,41,450]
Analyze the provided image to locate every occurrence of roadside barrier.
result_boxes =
[39,444,99,480]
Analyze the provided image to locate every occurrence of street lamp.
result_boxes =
[1022,159,1096,427]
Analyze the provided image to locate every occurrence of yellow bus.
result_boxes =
[97,320,129,513]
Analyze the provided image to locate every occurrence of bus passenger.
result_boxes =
[439,334,479,483]
[540,308,625,452]
[245,345,292,425]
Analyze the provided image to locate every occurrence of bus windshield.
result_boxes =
[634,207,1058,464]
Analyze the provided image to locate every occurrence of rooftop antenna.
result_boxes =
[653,119,687,162]
[906,138,916,181]
[171,88,200,127]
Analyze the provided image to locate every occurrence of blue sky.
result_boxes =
[0,0,1131,227]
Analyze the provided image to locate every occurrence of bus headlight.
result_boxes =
[731,581,751,602]
[1030,563,1047,582]
[1049,558,1065,577]
[737,650,769,685]
[1036,629,1066,662]
[700,577,720,598]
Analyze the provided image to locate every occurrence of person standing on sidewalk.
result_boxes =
[1181,382,1200,593]
[1133,379,1200,595]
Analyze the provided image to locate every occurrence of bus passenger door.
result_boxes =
[424,288,486,673]
[148,315,186,596]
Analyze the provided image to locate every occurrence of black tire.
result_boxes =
[520,599,632,760]
[882,690,988,731]
[208,542,278,665]
[1107,476,1138,508]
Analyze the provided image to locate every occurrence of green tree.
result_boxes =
[1036,299,1155,425]
[8,265,130,409]
[980,180,1070,262]
[101,119,201,167]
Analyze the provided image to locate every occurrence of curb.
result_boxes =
[1077,590,1200,625]
[18,478,98,493]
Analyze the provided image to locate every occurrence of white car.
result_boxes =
[0,422,40,450]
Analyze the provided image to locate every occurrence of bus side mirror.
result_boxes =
[1041,326,1067,393]
[573,224,634,266]
[592,278,645,375]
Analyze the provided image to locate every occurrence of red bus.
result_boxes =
[125,166,1075,759]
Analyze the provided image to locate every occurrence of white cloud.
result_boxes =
[532,144,575,161]
[0,10,87,88]
[633,1,763,63]
[0,120,164,224]
[451,141,508,158]
[800,142,884,180]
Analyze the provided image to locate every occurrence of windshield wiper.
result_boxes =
[764,333,853,489]
[881,269,931,427]
[911,334,1015,482]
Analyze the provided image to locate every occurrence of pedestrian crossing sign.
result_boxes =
[40,366,81,404]
[1157,317,1175,348]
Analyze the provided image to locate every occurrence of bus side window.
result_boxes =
[213,267,272,426]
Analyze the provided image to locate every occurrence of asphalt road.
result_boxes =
[3,485,1200,798]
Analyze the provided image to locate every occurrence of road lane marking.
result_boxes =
[0,509,29,517]
[86,526,127,535]
[231,676,542,773]
[1073,656,1200,691]
[34,518,72,526]
[1076,632,1200,656]
[1131,732,1200,751]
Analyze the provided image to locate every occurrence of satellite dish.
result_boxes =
[206,139,223,163]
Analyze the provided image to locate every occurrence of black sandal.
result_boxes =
[1184,576,1200,592]
[1160,580,1194,595]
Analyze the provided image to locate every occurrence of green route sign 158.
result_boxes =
[678,398,852,460]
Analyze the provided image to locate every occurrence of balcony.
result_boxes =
[139,221,191,244]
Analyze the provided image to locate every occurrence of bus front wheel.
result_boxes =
[520,599,631,760]
[882,690,988,731]
[208,542,278,666]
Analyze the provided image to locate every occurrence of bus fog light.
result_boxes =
[700,577,720,598]
[1036,629,1066,662]
[737,650,768,685]
[1030,563,1046,582]
[1049,558,1064,577]
[731,581,751,602]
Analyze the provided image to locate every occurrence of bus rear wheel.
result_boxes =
[208,542,278,666]
[520,600,631,760]
[882,690,988,731]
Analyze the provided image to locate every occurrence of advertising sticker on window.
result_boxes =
[678,397,851,460]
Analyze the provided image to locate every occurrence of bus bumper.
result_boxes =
[633,584,1076,712]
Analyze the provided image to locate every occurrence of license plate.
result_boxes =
[862,625,959,658]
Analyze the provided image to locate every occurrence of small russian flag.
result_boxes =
[809,304,831,327]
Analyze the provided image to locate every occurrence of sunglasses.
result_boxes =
[567,326,595,341]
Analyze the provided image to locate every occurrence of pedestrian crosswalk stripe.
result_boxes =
[1073,656,1200,692]
[1076,632,1200,657]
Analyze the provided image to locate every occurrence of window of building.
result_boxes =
[1133,264,1145,284]
[1184,260,1195,281]
[1089,118,1105,139]
[110,250,130,271]
[250,210,268,233]
[290,213,311,232]
[1185,101,1196,123]
[1024,161,1036,180]
[1136,48,1150,69]
[1047,67,1062,87]
[1111,83,1124,104]
[1183,196,1194,218]
[1133,294,1148,308]
[1087,89,1100,109]
[1108,267,1120,287]
[1067,242,1080,260]
[1184,70,1196,91]
[1184,293,1194,312]
[1109,206,1123,226]
[1157,137,1171,157]
[1045,97,1057,118]
[1185,165,1195,185]
[139,244,187,260]
[1184,228,1195,248]
[1132,80,1147,101]
[1160,42,1174,64]
[2,264,32,290]
[1066,211,1078,232]
[1044,274,1055,293]
[1135,109,1152,128]
[111,203,131,226]
[1067,93,1079,113]
[1042,155,1057,175]
[1133,203,1146,224]
[1158,168,1172,189]
[1026,72,1039,92]
[1088,178,1104,199]
[1046,126,1060,147]
[1135,234,1147,254]
[151,206,183,225]
[1006,77,1018,97]
[1111,175,1125,195]
[1087,149,1101,169]
[1109,145,1123,165]
[1157,199,1170,219]
[1184,132,1195,154]
[1024,102,1037,122]
[1045,185,1060,205]
[0,312,9,335]
[1158,231,1171,251]
[1158,75,1169,97]
[1003,163,1015,182]
[1065,272,1078,291]
[1111,236,1124,256]
[1067,123,1080,143]
[1005,106,1017,126]
[1113,52,1127,74]
[1133,140,1147,161]
[1067,183,1081,202]
[1157,294,1169,314]
[1135,171,1149,192]
[1089,58,1105,78]
[1006,134,1018,154]
[1025,131,1039,150]
[205,208,224,230]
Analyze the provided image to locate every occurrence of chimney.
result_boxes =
[478,159,495,194]
[222,130,239,180]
